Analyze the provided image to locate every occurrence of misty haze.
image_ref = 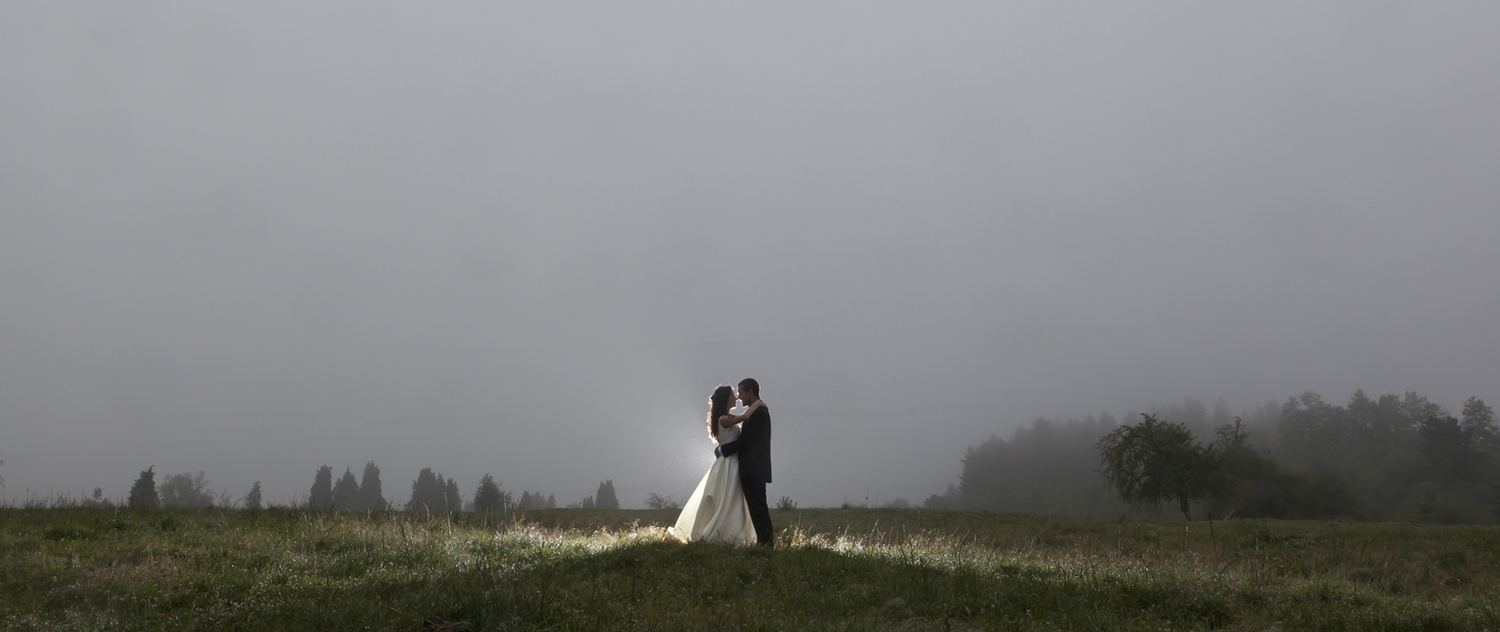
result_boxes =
[3,3,1500,629]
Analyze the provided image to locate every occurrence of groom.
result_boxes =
[716,378,773,546]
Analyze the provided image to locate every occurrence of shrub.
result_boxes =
[646,493,680,510]
[159,472,213,508]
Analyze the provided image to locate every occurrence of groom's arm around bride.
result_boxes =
[716,404,770,481]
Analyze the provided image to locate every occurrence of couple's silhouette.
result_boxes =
[668,378,774,546]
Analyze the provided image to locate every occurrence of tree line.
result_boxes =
[117,462,627,513]
[937,391,1500,523]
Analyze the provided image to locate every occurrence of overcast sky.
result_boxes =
[2,2,1497,508]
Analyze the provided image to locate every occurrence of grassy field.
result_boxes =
[3,507,1499,631]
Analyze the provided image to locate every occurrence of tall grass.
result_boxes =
[2,507,1497,630]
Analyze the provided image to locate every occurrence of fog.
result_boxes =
[2,2,1497,508]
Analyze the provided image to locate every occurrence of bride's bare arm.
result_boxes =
[718,400,765,427]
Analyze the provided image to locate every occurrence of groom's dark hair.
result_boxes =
[737,378,759,398]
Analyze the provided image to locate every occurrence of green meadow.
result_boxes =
[3,507,1498,631]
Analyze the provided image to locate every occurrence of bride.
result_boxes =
[668,385,764,544]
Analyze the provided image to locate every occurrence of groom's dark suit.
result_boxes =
[719,405,772,545]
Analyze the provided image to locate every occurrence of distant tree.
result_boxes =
[1420,416,1483,482]
[1198,418,1363,520]
[1274,388,1466,519]
[0,458,5,488]
[1211,398,1233,428]
[922,484,959,510]
[776,496,798,511]
[333,468,360,510]
[444,477,462,512]
[160,471,213,508]
[310,466,335,510]
[473,474,510,512]
[1096,414,1215,520]
[580,495,596,509]
[1343,389,1416,446]
[1279,392,1358,455]
[82,486,114,509]
[595,480,619,510]
[244,481,263,511]
[960,415,1125,516]
[1241,402,1281,452]
[355,462,386,510]
[513,490,554,511]
[1204,419,1260,516]
[1462,398,1499,453]
[407,468,449,512]
[1171,398,1211,435]
[128,466,159,510]
[1402,392,1447,429]
[646,493,680,510]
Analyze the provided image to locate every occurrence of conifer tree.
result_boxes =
[581,495,595,509]
[473,474,509,512]
[355,461,386,510]
[244,481,263,511]
[310,465,335,510]
[407,468,449,512]
[444,477,462,512]
[333,467,360,510]
[1462,397,1499,453]
[128,466,159,510]
[595,480,619,510]
[546,493,557,509]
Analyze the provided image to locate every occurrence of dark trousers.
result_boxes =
[742,480,773,546]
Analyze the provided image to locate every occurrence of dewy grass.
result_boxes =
[2,507,1498,631]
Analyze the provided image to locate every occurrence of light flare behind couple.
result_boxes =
[668,378,774,546]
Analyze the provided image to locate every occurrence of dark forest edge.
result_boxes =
[938,389,1500,524]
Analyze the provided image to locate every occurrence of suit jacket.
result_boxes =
[720,405,772,483]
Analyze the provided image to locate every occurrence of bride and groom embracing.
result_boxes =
[668,378,774,546]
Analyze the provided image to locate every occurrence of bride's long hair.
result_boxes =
[707,385,734,442]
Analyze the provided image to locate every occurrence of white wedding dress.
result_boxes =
[668,413,757,545]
